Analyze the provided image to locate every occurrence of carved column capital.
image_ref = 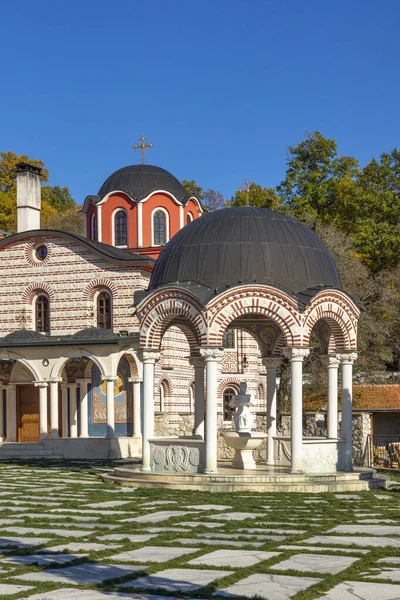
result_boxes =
[262,357,282,369]
[322,355,341,368]
[336,352,358,365]
[138,349,161,364]
[128,376,143,383]
[283,347,310,361]
[189,356,205,369]
[199,347,224,362]
[34,381,48,389]
[102,376,118,383]
[46,377,63,384]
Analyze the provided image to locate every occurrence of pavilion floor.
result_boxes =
[102,462,388,493]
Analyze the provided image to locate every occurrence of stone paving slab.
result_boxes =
[43,543,122,552]
[124,511,193,523]
[85,500,132,508]
[3,526,92,538]
[188,549,280,567]
[237,527,306,535]
[330,524,400,536]
[0,584,33,595]
[1,553,85,566]
[24,590,203,600]
[16,513,100,521]
[315,580,400,599]
[205,512,266,520]
[14,562,147,585]
[173,537,264,548]
[279,545,370,554]
[378,557,400,564]
[195,532,286,541]
[139,501,178,507]
[50,508,127,515]
[97,534,158,543]
[304,535,400,548]
[216,573,322,599]
[184,504,232,510]
[0,536,51,548]
[120,567,233,592]
[108,546,200,563]
[270,552,359,574]
[366,569,400,582]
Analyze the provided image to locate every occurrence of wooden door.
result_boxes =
[18,386,40,442]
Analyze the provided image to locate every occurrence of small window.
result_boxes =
[115,210,127,246]
[36,294,50,333]
[97,291,112,329]
[223,328,235,349]
[189,382,195,412]
[160,380,169,411]
[91,214,97,241]
[223,387,237,421]
[186,213,193,224]
[35,245,48,261]
[153,210,167,246]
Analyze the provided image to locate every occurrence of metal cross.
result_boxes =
[133,135,154,164]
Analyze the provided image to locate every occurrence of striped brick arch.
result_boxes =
[302,291,360,351]
[82,279,118,301]
[22,282,55,303]
[206,286,301,348]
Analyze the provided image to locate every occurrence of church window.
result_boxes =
[258,384,264,402]
[97,291,112,330]
[91,214,97,240]
[223,328,235,349]
[35,245,48,261]
[187,212,193,224]
[153,210,167,246]
[160,380,169,411]
[115,210,127,246]
[223,387,236,421]
[35,294,50,333]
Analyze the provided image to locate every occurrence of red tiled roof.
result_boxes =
[303,385,400,412]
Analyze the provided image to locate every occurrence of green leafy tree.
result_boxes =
[41,185,76,212]
[42,206,84,235]
[181,179,203,200]
[229,182,282,211]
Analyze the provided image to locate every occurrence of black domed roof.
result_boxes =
[150,206,341,302]
[98,164,189,203]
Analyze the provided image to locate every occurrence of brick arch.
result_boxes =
[303,294,359,351]
[217,379,241,397]
[208,289,300,348]
[139,295,207,350]
[22,282,55,303]
[82,279,118,301]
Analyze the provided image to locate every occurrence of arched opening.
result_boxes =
[91,213,97,240]
[223,387,237,421]
[34,293,50,334]
[189,382,195,412]
[114,209,128,247]
[153,209,168,246]
[96,290,112,330]
[186,212,193,224]
[8,360,41,442]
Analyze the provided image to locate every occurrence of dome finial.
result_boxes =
[132,135,155,164]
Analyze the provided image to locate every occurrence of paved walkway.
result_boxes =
[0,462,397,599]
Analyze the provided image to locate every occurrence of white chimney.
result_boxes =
[16,163,42,232]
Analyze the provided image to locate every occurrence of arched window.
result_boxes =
[189,382,195,412]
[257,384,264,402]
[35,294,50,333]
[91,214,97,241]
[186,212,193,224]
[223,387,237,421]
[153,209,167,246]
[160,380,169,412]
[97,291,112,330]
[114,210,127,246]
[223,328,235,349]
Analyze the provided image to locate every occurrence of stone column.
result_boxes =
[69,383,78,438]
[190,356,205,439]
[102,376,117,439]
[128,377,142,438]
[35,382,49,440]
[49,378,61,439]
[200,347,223,474]
[325,355,340,439]
[339,352,358,471]
[76,379,91,438]
[7,384,17,442]
[60,383,68,438]
[139,350,160,472]
[283,348,309,473]
[262,357,281,466]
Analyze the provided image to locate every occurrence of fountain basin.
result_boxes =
[221,431,267,469]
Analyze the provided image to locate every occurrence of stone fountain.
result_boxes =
[220,382,267,470]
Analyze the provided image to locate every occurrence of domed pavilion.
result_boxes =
[136,205,360,476]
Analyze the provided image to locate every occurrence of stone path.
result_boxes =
[0,462,397,599]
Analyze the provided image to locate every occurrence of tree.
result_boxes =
[182,179,203,200]
[42,206,85,235]
[0,151,49,192]
[202,189,226,211]
[229,182,282,211]
[41,185,76,212]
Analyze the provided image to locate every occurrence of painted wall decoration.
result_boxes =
[0,361,13,383]
[92,358,133,424]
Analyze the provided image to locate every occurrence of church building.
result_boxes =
[0,161,267,460]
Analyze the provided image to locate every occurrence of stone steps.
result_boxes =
[102,468,388,493]
[0,443,63,460]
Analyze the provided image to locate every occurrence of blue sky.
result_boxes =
[1,0,399,203]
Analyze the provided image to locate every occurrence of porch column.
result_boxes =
[325,355,340,439]
[6,385,17,442]
[190,356,205,439]
[103,376,117,439]
[35,381,48,440]
[339,352,358,471]
[200,347,223,474]
[262,357,281,466]
[128,377,142,437]
[69,383,78,438]
[76,379,91,438]
[283,348,309,473]
[0,384,3,442]
[49,378,61,439]
[139,350,160,472]
[60,383,68,438]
